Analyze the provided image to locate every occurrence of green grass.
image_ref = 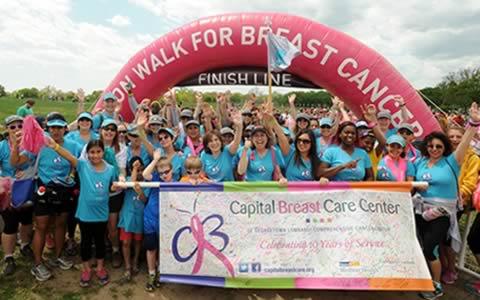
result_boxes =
[0,96,81,130]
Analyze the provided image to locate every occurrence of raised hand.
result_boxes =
[244,140,252,149]
[393,95,405,106]
[231,110,243,127]
[360,104,377,123]
[136,110,149,128]
[288,93,296,105]
[153,149,162,161]
[195,92,203,104]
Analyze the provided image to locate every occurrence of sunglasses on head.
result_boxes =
[297,138,312,145]
[158,169,171,176]
[8,124,23,130]
[186,169,201,175]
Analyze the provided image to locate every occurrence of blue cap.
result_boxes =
[127,124,139,136]
[77,112,93,122]
[103,92,117,101]
[101,119,117,128]
[319,117,333,127]
[47,119,67,127]
[158,127,174,138]
[387,134,406,147]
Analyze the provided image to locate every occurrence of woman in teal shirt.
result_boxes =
[319,121,373,181]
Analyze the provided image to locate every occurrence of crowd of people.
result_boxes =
[1,87,480,299]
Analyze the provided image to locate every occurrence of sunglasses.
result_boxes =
[158,169,172,176]
[159,135,171,141]
[186,169,201,175]
[118,131,127,134]
[320,125,331,129]
[78,118,91,122]
[9,124,23,130]
[128,133,139,138]
[297,138,312,145]
[103,127,117,132]
[427,144,444,150]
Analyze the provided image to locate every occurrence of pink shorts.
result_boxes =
[119,228,143,241]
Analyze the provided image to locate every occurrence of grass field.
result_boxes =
[0,96,81,125]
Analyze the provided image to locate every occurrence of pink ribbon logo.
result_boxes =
[172,214,235,277]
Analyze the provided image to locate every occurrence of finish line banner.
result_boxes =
[159,182,433,291]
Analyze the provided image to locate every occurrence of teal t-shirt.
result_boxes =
[414,153,459,200]
[376,157,415,181]
[200,145,235,182]
[65,130,99,148]
[75,159,115,222]
[37,139,81,184]
[321,145,372,181]
[244,147,285,181]
[118,176,149,233]
[283,146,315,181]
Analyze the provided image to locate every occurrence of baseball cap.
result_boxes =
[47,119,68,127]
[387,135,406,147]
[103,92,117,101]
[397,123,414,133]
[180,110,193,118]
[251,126,268,136]
[377,111,392,120]
[101,119,117,128]
[148,115,165,126]
[220,127,235,136]
[158,127,175,138]
[296,113,310,122]
[5,115,23,125]
[319,117,333,127]
[77,112,93,122]
[355,120,369,129]
[185,120,200,128]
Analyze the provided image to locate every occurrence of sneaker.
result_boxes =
[46,233,55,250]
[96,268,109,286]
[465,280,480,296]
[112,251,122,268]
[48,256,74,270]
[79,270,92,288]
[2,257,16,276]
[154,272,161,288]
[31,263,52,282]
[441,270,458,285]
[20,244,34,259]
[145,274,156,292]
[419,281,444,300]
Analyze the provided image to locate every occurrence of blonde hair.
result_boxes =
[156,157,172,170]
[184,156,202,170]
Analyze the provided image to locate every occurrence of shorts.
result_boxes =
[109,192,124,214]
[34,183,72,217]
[0,207,34,234]
[144,233,159,251]
[119,228,143,241]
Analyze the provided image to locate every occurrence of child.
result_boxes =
[142,150,172,292]
[180,156,211,184]
[48,138,116,287]
[117,156,149,282]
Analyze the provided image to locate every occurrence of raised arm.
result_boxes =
[264,113,290,156]
[455,102,480,164]
[237,140,251,176]
[143,149,161,181]
[10,131,32,166]
[228,111,243,155]
[288,94,297,121]
[361,104,386,155]
[136,110,155,157]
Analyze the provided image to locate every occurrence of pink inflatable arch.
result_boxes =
[96,12,440,137]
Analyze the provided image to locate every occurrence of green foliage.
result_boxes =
[0,84,6,97]
[419,67,480,110]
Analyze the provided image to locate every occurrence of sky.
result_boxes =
[1,0,479,94]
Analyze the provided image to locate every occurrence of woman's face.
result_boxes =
[221,134,234,146]
[447,129,463,151]
[87,146,104,165]
[157,165,173,182]
[128,134,141,146]
[48,126,66,141]
[7,121,23,137]
[310,120,319,130]
[252,131,268,150]
[207,135,222,153]
[339,125,357,146]
[78,118,92,131]
[387,143,404,159]
[101,125,117,142]
[296,133,312,154]
[117,125,127,142]
[398,129,415,143]
[378,117,391,129]
[186,125,200,139]
[159,133,172,148]
[427,138,445,159]
[320,125,332,137]
[297,119,309,129]
[149,124,161,134]
[359,136,375,153]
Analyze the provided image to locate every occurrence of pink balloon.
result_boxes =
[96,12,440,137]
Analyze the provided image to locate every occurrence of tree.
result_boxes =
[0,84,6,97]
